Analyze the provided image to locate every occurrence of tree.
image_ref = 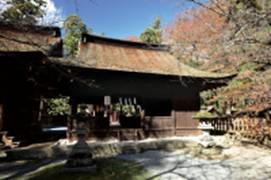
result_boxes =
[152,16,161,30]
[126,35,140,42]
[0,0,46,25]
[179,0,271,120]
[164,3,227,65]
[63,15,90,57]
[140,16,162,44]
[47,97,70,116]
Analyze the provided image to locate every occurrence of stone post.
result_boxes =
[65,121,96,171]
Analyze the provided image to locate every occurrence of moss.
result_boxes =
[26,159,149,180]
[189,145,224,160]
[200,90,216,105]
[186,59,202,68]
[239,62,257,72]
[194,111,217,119]
[225,79,244,90]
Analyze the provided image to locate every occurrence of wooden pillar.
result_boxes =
[172,110,176,135]
[67,99,78,141]
[0,104,3,131]
[37,97,44,122]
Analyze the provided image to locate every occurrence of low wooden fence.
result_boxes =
[229,117,271,141]
[202,117,271,142]
[210,118,233,135]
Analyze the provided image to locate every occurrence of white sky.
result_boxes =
[0,0,63,26]
[40,0,63,26]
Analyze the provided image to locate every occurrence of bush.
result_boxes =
[47,97,70,116]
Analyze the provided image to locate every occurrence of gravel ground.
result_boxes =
[117,145,271,180]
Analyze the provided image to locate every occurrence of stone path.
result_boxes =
[117,145,271,180]
[1,137,271,180]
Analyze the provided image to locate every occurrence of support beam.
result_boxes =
[0,104,3,131]
[67,98,78,142]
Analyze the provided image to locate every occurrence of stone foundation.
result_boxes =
[5,138,200,160]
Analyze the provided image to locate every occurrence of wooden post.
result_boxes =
[172,110,176,136]
[37,97,44,122]
[0,104,3,131]
[67,98,78,142]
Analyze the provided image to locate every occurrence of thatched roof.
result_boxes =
[0,24,232,79]
[0,23,62,57]
[65,34,232,78]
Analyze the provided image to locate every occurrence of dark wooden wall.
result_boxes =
[0,53,52,141]
[61,67,206,101]
[175,111,201,136]
[144,113,201,138]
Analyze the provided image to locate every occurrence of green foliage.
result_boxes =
[200,90,216,105]
[140,16,162,44]
[152,16,161,30]
[47,97,70,116]
[63,15,90,57]
[187,59,202,68]
[231,0,263,10]
[0,0,46,25]
[215,97,227,114]
[113,103,141,117]
[225,79,244,90]
[194,111,217,119]
[140,28,159,44]
[239,62,256,72]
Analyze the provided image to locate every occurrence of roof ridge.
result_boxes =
[81,33,169,51]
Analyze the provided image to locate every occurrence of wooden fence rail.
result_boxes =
[203,117,271,141]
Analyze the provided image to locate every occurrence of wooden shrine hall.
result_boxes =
[0,23,233,145]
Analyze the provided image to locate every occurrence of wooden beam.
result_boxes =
[67,98,78,142]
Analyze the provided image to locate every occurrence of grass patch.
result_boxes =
[26,159,149,180]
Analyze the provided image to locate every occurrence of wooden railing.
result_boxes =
[198,117,233,135]
[212,118,233,134]
[229,117,271,141]
[201,116,271,142]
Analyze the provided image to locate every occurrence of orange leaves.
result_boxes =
[125,35,140,42]
[164,2,230,67]
[164,3,227,45]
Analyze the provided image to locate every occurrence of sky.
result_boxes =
[0,0,206,39]
[52,0,208,39]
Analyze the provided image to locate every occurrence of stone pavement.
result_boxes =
[1,136,271,180]
[117,145,271,180]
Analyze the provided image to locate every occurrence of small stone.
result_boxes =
[199,135,216,148]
